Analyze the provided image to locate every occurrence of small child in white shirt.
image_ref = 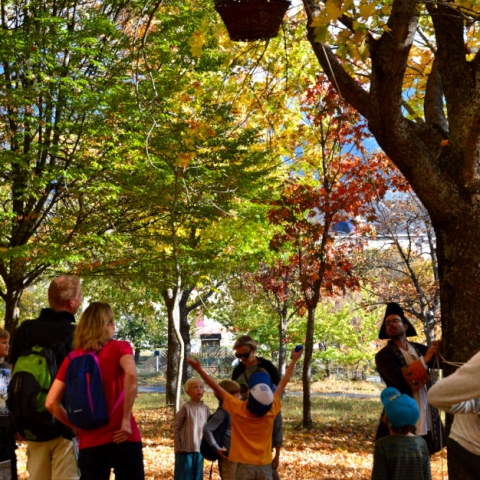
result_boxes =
[174,378,210,480]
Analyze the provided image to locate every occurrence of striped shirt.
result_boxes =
[174,400,210,452]
[372,435,432,480]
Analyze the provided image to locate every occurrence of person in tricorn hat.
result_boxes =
[375,302,445,455]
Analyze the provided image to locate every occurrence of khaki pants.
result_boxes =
[235,463,273,480]
[26,437,79,480]
[219,458,237,480]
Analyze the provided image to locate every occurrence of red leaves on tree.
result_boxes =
[267,75,409,304]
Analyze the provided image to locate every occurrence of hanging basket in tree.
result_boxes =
[214,0,291,42]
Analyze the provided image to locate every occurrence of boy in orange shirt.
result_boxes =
[187,346,302,480]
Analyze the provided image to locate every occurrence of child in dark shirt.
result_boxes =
[0,328,16,479]
[203,380,241,480]
[372,387,432,480]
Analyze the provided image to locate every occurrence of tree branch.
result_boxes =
[302,0,370,118]
[424,56,449,138]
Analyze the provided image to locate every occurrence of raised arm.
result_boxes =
[428,351,480,412]
[187,356,227,401]
[275,347,303,398]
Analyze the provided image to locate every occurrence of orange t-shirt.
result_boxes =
[222,393,281,465]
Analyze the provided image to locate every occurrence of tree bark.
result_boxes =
[435,217,480,370]
[3,287,22,336]
[162,288,181,407]
[278,307,287,377]
[164,285,217,407]
[301,2,480,472]
[302,305,315,428]
[179,289,193,383]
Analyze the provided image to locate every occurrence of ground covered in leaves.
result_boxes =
[16,379,448,479]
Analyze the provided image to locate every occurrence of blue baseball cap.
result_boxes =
[247,371,274,417]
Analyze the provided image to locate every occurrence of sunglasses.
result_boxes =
[235,350,252,359]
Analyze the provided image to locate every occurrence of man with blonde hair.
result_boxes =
[9,275,82,480]
[47,275,82,313]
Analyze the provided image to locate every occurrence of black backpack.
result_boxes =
[200,408,229,461]
[7,320,73,441]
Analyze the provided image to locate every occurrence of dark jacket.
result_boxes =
[231,357,281,386]
[375,340,445,454]
[10,308,75,368]
[9,308,76,441]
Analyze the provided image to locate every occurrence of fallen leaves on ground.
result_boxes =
[15,403,448,479]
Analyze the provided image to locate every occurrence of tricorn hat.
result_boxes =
[378,302,418,339]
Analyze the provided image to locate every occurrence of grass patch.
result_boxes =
[138,371,384,395]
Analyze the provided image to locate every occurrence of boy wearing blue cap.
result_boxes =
[372,387,432,480]
[187,347,303,480]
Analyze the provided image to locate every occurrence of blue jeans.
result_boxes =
[174,452,203,480]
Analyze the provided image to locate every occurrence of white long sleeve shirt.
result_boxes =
[428,351,480,455]
[174,400,210,452]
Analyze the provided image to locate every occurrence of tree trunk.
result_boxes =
[2,279,24,357]
[302,305,316,428]
[162,288,184,408]
[278,308,287,377]
[435,217,480,375]
[301,3,480,474]
[179,289,193,383]
[3,287,22,335]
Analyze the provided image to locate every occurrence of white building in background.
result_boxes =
[333,221,433,260]
[363,233,432,258]
[190,309,235,354]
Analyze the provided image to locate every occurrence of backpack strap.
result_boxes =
[110,391,125,416]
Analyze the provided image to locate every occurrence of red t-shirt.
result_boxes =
[56,339,141,449]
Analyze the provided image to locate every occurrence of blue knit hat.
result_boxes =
[381,387,419,428]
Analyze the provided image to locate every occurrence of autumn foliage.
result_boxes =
[267,77,409,304]
[16,391,448,479]
[262,77,411,427]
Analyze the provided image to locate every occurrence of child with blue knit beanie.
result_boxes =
[371,387,432,480]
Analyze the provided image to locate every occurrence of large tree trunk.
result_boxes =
[301,1,480,473]
[435,218,480,370]
[302,305,316,428]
